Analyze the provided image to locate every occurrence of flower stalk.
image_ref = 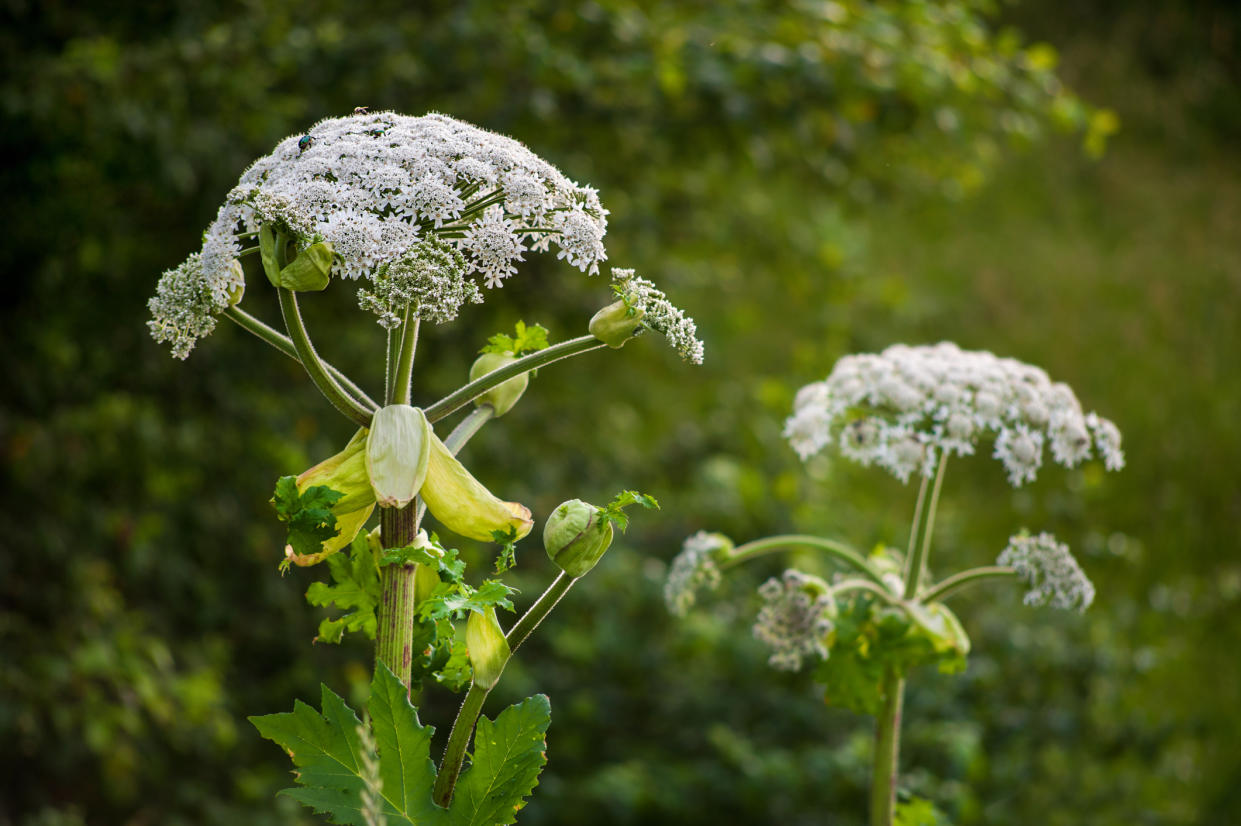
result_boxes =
[720,535,884,586]
[277,287,374,427]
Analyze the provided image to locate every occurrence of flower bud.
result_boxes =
[543,499,614,578]
[366,405,431,508]
[294,429,376,557]
[277,241,334,292]
[466,606,510,689]
[588,299,645,349]
[420,429,533,542]
[468,352,528,417]
[227,259,246,306]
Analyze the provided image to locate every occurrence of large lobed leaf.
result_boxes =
[250,666,550,825]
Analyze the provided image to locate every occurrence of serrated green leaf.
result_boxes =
[251,668,551,825]
[480,320,550,357]
[448,694,551,826]
[305,532,382,643]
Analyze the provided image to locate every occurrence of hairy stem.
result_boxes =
[920,566,1018,603]
[376,505,420,691]
[870,669,905,826]
[721,535,886,586]
[432,572,577,807]
[223,306,377,409]
[393,313,419,406]
[424,335,606,423]
[277,288,374,427]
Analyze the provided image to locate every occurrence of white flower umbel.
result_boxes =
[752,569,835,672]
[784,342,1125,485]
[150,111,616,356]
[997,532,1095,611]
[356,237,481,329]
[610,268,706,364]
[664,531,731,616]
[147,253,241,360]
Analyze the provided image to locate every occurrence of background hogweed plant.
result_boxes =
[666,342,1123,826]
[149,110,698,823]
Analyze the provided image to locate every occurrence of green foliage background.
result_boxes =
[2,1,1239,823]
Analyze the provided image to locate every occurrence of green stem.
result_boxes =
[376,505,419,691]
[445,406,496,454]
[831,578,904,605]
[870,669,905,826]
[424,336,606,424]
[393,314,419,406]
[920,566,1018,604]
[222,306,377,410]
[385,327,401,406]
[903,455,948,599]
[432,572,577,807]
[276,288,374,427]
[905,473,930,580]
[720,535,885,586]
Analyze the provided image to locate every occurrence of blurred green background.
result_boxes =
[3,1,1239,823]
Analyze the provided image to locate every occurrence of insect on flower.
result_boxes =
[353,106,370,115]
[297,134,313,152]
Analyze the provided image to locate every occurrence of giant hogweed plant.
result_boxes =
[148,111,701,824]
[666,342,1123,825]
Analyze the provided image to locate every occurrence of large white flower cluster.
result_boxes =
[212,111,609,286]
[997,532,1095,611]
[149,112,613,357]
[784,342,1125,485]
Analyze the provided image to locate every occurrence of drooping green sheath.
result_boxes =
[365,405,430,508]
[420,429,533,542]
[543,499,614,578]
[468,352,528,416]
[588,298,645,348]
[286,429,377,565]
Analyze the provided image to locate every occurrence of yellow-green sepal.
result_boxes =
[589,298,645,348]
[420,429,533,542]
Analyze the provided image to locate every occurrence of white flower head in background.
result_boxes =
[149,111,619,357]
[752,569,835,672]
[997,532,1095,611]
[664,531,732,616]
[784,342,1125,485]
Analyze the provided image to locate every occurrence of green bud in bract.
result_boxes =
[543,499,614,578]
[365,405,431,508]
[227,259,245,306]
[277,241,334,291]
[588,298,645,349]
[466,606,510,689]
[468,352,528,417]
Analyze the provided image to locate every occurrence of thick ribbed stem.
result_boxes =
[393,314,419,406]
[432,572,577,807]
[424,336,606,423]
[870,670,905,826]
[376,505,419,690]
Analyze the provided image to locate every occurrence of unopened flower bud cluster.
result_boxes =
[356,237,481,329]
[752,569,834,672]
[784,342,1125,485]
[664,531,729,616]
[610,269,705,364]
[997,532,1096,612]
